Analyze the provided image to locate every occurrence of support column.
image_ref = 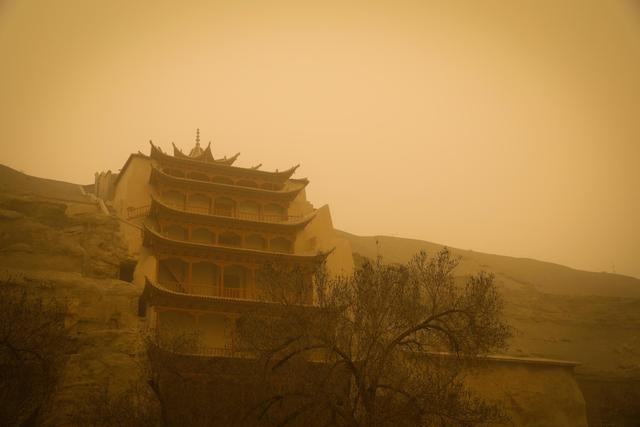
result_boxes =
[219,262,225,297]
[250,268,256,300]
[186,262,193,294]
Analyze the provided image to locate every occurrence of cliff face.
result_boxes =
[0,195,129,278]
[0,186,155,425]
[4,270,151,426]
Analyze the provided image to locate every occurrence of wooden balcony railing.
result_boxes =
[196,346,253,358]
[164,282,269,302]
[127,205,150,219]
[165,202,303,224]
[190,284,280,302]
[163,344,327,362]
[157,281,312,305]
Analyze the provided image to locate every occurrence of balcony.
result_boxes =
[186,283,264,301]
[164,202,305,224]
[127,205,150,219]
[157,280,312,306]
[125,199,310,225]
[159,280,271,302]
[195,346,253,359]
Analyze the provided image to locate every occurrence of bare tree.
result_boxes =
[236,249,511,427]
[0,278,75,426]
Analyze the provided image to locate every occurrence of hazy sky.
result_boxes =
[1,0,639,278]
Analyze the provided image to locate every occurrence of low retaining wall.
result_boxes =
[466,355,587,426]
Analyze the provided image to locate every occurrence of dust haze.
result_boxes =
[1,2,640,426]
[1,0,639,278]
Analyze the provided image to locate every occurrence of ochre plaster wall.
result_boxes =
[94,170,117,200]
[296,204,354,276]
[112,156,152,218]
[133,246,157,287]
[118,220,144,258]
[287,187,315,217]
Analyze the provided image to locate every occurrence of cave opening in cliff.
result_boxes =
[119,260,136,282]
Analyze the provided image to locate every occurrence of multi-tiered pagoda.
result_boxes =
[95,130,353,353]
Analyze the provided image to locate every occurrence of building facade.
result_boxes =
[96,132,354,353]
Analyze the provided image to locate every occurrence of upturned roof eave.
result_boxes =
[149,141,298,181]
[143,223,327,263]
[149,194,317,231]
[149,164,307,200]
[139,277,287,315]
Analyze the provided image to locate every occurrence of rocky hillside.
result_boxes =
[0,164,90,203]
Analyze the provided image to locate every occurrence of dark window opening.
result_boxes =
[119,260,137,282]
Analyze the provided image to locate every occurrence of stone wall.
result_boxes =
[466,356,587,426]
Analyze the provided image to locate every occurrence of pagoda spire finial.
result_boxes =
[196,128,200,145]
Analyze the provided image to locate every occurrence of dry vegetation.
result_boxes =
[0,280,75,426]
[342,231,640,426]
[234,250,511,427]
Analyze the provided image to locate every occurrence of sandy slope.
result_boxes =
[0,164,90,203]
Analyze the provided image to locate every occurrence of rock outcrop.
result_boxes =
[0,189,155,426]
[1,270,152,426]
[0,194,130,278]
